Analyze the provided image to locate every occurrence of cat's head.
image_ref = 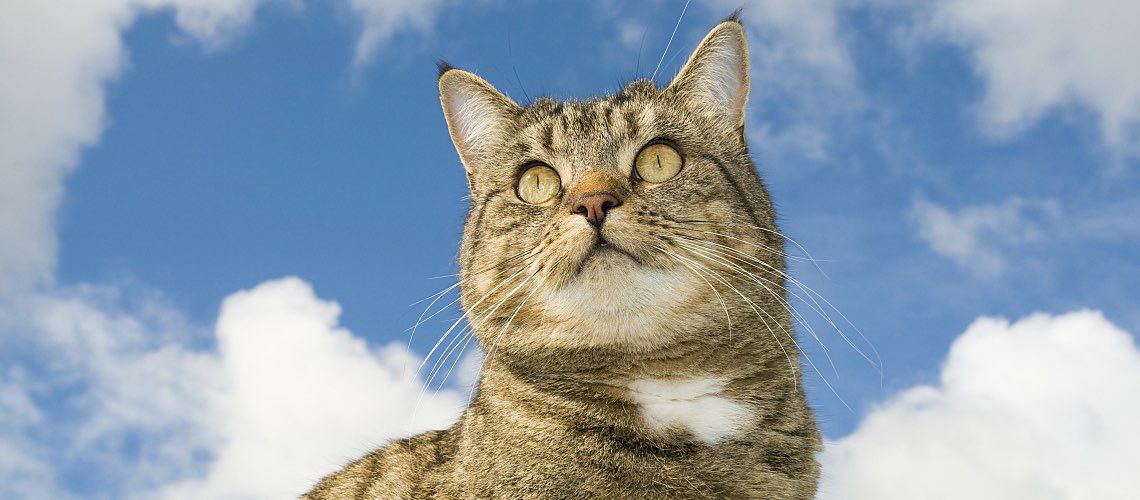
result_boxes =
[439,18,786,361]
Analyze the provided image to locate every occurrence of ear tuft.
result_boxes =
[438,69,520,175]
[436,60,455,78]
[722,8,743,24]
[666,19,750,129]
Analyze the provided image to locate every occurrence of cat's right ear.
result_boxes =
[438,64,521,178]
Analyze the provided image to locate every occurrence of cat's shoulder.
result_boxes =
[302,429,457,499]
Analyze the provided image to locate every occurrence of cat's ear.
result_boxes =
[665,17,750,130]
[438,64,521,176]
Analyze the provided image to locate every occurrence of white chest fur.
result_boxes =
[626,377,753,444]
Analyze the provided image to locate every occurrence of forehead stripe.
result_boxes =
[623,109,640,138]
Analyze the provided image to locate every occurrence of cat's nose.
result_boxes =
[572,192,622,228]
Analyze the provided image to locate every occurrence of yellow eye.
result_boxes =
[516,164,561,204]
[634,142,683,183]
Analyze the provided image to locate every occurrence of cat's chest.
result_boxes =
[626,376,753,444]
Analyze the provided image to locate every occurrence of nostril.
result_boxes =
[572,192,622,228]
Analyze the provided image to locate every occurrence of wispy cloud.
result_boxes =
[0,0,448,292]
[909,0,1140,164]
[821,310,1140,498]
[698,0,863,165]
[345,0,446,72]
[909,197,1060,277]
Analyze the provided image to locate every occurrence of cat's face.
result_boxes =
[440,20,784,358]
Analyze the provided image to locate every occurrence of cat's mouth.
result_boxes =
[577,237,640,272]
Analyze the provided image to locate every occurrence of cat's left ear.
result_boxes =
[666,16,750,130]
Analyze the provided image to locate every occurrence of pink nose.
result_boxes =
[572,192,622,228]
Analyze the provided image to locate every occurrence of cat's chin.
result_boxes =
[535,248,699,349]
[577,242,637,274]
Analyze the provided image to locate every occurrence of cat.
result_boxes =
[305,13,820,499]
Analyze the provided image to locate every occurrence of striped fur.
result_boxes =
[306,16,820,499]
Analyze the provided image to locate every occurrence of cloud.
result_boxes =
[820,309,1140,499]
[0,278,464,499]
[0,368,60,499]
[0,0,446,293]
[909,196,1059,276]
[0,2,457,497]
[161,278,464,499]
[344,0,445,71]
[0,0,273,293]
[912,0,1140,162]
[695,0,863,164]
[0,283,223,498]
[616,19,648,54]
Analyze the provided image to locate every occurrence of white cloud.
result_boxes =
[697,0,862,164]
[1,1,456,497]
[345,0,445,71]
[914,0,1140,162]
[0,0,274,293]
[0,0,443,293]
[909,196,1059,276]
[0,284,224,497]
[0,368,62,500]
[0,278,464,499]
[616,19,648,54]
[820,309,1140,499]
[160,278,464,499]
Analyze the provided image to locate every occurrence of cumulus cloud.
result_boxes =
[913,0,1140,162]
[909,196,1059,276]
[1,1,457,497]
[820,309,1140,499]
[0,278,464,499]
[161,278,464,499]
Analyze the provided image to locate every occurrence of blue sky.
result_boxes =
[3,0,1140,498]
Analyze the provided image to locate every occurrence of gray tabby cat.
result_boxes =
[306,14,820,499]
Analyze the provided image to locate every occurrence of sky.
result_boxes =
[1,0,1139,498]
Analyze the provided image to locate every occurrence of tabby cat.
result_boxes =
[306,14,820,499]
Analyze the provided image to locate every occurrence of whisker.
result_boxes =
[668,219,822,265]
[671,227,882,375]
[673,242,853,412]
[684,218,831,276]
[677,236,880,376]
[673,250,733,339]
[413,266,539,419]
[483,266,550,367]
[432,264,547,400]
[676,240,842,382]
[651,0,691,82]
[660,247,799,393]
[410,266,528,392]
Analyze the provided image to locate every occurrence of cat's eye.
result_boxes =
[516,164,561,204]
[634,142,683,183]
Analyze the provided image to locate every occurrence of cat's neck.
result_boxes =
[470,338,799,444]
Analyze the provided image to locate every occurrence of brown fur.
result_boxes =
[307,16,820,499]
